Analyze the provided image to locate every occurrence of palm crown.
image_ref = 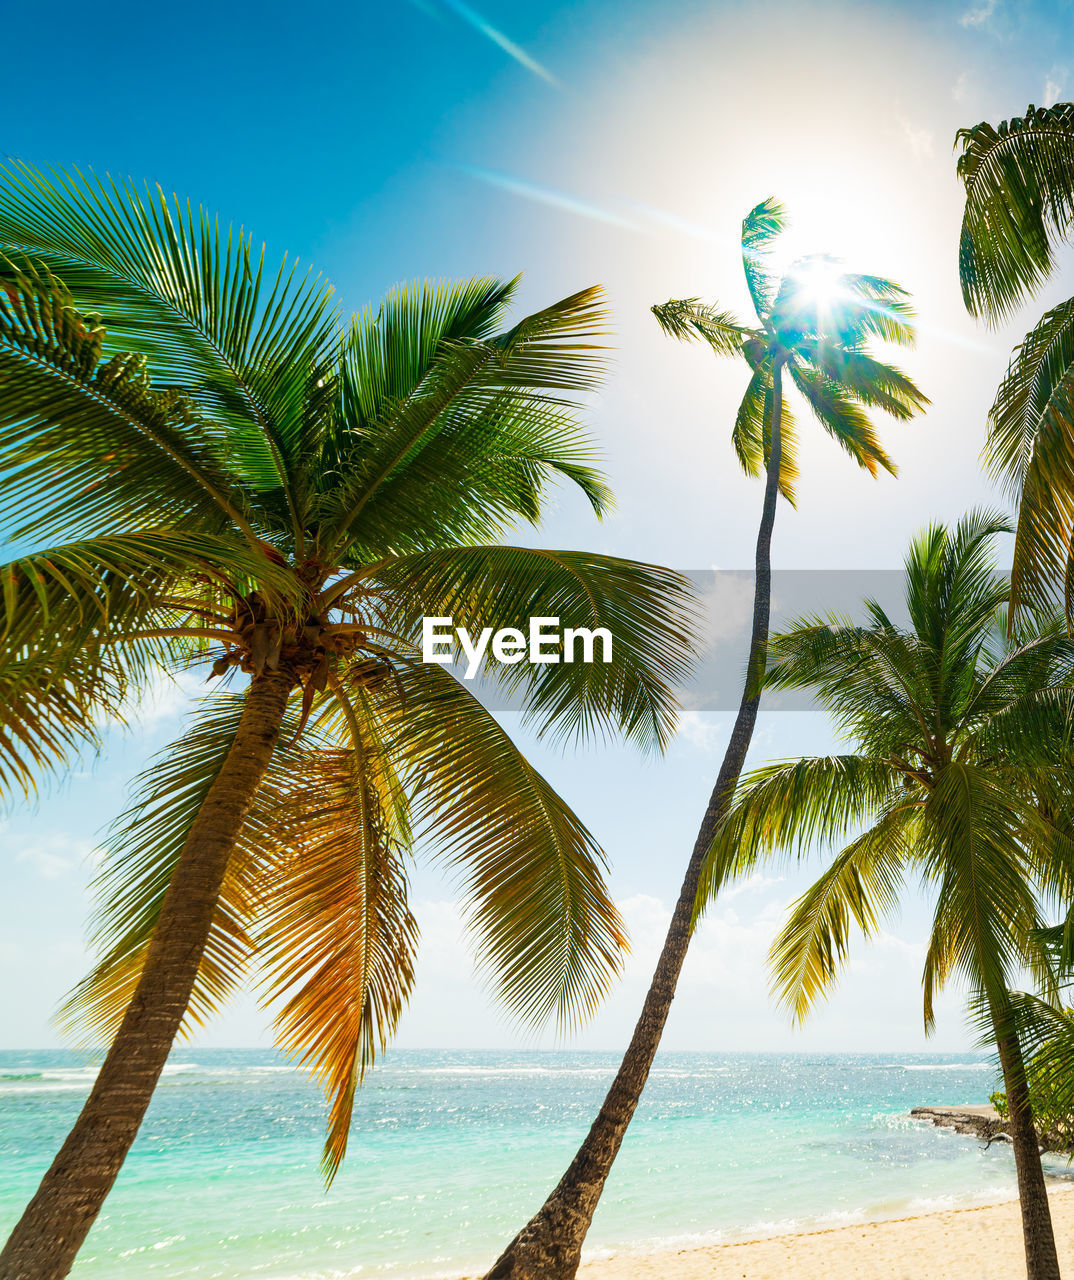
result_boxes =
[703,511,1074,1026]
[692,510,1074,1279]
[0,165,698,1176]
[651,197,926,501]
[957,103,1074,612]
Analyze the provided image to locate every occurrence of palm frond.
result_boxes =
[740,196,786,321]
[769,810,912,1021]
[0,532,299,791]
[697,755,901,917]
[732,366,799,502]
[255,741,419,1183]
[0,263,256,542]
[57,693,305,1044]
[920,764,1048,1005]
[956,104,1074,321]
[809,344,927,421]
[0,651,112,797]
[369,546,700,751]
[367,659,629,1031]
[985,298,1074,612]
[0,163,341,530]
[833,274,919,348]
[786,361,898,477]
[321,283,612,556]
[650,297,749,356]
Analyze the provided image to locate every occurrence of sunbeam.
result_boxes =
[415,0,561,87]
[460,166,641,229]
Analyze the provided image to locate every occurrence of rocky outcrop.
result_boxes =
[910,1105,1011,1144]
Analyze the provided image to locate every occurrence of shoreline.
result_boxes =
[561,1184,1074,1280]
[451,1103,1074,1280]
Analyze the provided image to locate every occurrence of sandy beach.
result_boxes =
[575,1188,1074,1280]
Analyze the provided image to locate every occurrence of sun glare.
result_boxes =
[789,256,845,309]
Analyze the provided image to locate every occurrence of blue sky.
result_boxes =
[5,0,1074,1054]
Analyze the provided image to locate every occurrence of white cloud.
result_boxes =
[1043,66,1068,107]
[16,833,103,881]
[951,71,972,103]
[676,710,729,753]
[696,571,754,649]
[717,872,786,905]
[105,668,206,735]
[894,113,935,159]
[958,0,997,28]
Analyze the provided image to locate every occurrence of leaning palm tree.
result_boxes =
[0,165,699,1280]
[957,102,1074,612]
[482,198,927,1280]
[706,512,1074,1280]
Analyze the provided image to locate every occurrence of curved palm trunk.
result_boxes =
[483,363,786,1280]
[0,669,295,1280]
[991,997,1061,1280]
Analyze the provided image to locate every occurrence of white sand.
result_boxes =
[578,1188,1074,1280]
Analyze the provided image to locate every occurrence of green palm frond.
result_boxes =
[830,273,919,348]
[322,282,612,556]
[371,659,629,1031]
[0,652,112,797]
[650,297,749,356]
[740,197,786,321]
[922,765,1048,1001]
[732,366,799,501]
[769,809,913,1021]
[986,299,1074,611]
[956,104,1074,321]
[765,618,934,754]
[902,509,1010,631]
[786,362,898,476]
[978,993,1074,1116]
[0,532,300,790]
[370,545,700,751]
[697,755,900,917]
[808,345,926,421]
[0,162,340,530]
[0,264,256,542]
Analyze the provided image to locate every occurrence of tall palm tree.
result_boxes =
[482,198,927,1280]
[0,165,700,1280]
[706,512,1074,1280]
[957,102,1074,612]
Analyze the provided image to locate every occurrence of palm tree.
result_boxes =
[957,102,1074,612]
[0,165,700,1280]
[481,198,927,1280]
[706,512,1074,1280]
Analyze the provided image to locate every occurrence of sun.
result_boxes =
[788,256,846,309]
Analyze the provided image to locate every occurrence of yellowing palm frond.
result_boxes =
[255,745,419,1182]
[56,694,302,1044]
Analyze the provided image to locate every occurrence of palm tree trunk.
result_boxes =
[483,362,787,1280]
[991,999,1061,1280]
[0,669,295,1280]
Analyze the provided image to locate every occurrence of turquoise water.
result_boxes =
[1,1050,1067,1278]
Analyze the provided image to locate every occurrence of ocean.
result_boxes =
[0,1050,1065,1279]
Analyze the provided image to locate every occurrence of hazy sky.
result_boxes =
[4,0,1074,1055]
